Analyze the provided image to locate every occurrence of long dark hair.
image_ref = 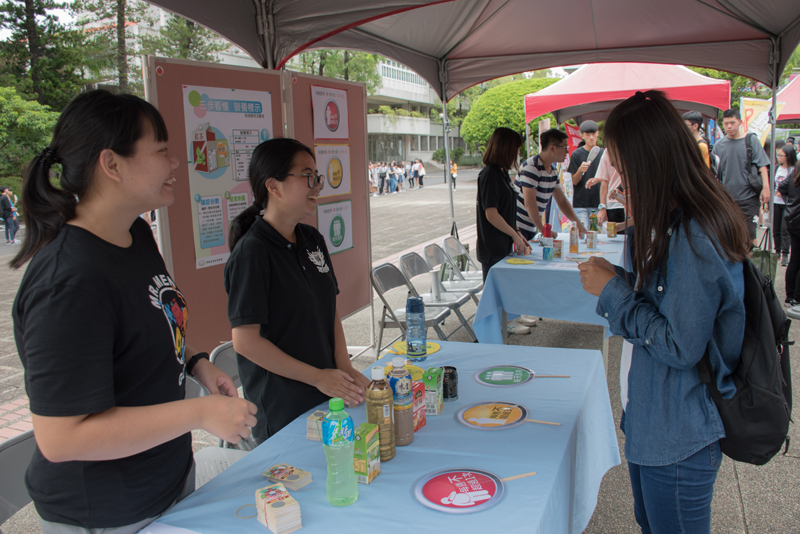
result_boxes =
[228,138,314,251]
[11,90,168,269]
[482,127,522,172]
[604,90,749,287]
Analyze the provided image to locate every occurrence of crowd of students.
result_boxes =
[367,159,426,195]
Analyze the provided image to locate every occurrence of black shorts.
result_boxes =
[606,208,626,223]
[735,197,760,241]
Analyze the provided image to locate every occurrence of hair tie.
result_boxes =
[38,146,60,165]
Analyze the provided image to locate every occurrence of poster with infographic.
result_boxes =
[314,144,351,198]
[182,85,273,269]
[311,85,349,140]
[316,200,353,255]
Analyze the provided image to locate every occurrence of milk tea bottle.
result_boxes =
[387,357,414,446]
[366,366,396,461]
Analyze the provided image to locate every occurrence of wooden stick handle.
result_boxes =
[501,471,537,482]
[526,419,561,426]
[536,375,571,378]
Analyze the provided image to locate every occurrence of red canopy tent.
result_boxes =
[524,63,730,125]
[777,75,800,124]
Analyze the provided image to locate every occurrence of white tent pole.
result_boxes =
[439,61,456,236]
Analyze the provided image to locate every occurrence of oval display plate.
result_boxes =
[391,341,441,355]
[413,468,504,514]
[456,401,528,430]
[506,258,534,264]
[473,365,535,387]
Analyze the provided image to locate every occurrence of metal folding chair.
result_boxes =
[207,342,255,451]
[442,236,483,280]
[371,262,451,353]
[397,253,477,341]
[0,429,35,525]
[420,245,483,304]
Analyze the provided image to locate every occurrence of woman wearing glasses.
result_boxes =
[225,138,369,443]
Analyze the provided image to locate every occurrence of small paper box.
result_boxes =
[423,367,444,415]
[413,381,427,432]
[353,423,380,484]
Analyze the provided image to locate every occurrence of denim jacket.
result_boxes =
[597,218,744,465]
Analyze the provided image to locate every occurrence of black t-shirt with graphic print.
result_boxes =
[225,219,339,441]
[12,217,192,528]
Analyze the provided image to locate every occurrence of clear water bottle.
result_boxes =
[405,296,427,363]
[321,398,358,506]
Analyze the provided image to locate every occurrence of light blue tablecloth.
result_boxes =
[473,236,626,344]
[154,342,619,534]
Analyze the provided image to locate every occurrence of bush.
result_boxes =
[432,148,445,163]
[432,146,466,164]
[457,154,483,166]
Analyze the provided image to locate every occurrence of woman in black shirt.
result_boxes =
[476,127,531,281]
[12,90,256,533]
[225,138,370,443]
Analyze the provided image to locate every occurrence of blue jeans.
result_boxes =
[628,441,722,534]
[4,216,17,242]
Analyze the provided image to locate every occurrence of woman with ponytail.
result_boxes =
[13,90,257,533]
[224,138,369,443]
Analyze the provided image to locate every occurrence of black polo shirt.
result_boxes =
[477,165,516,265]
[568,146,603,208]
[224,218,339,440]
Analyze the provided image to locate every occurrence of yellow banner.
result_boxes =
[740,97,786,145]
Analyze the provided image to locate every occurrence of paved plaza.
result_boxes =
[1,169,799,533]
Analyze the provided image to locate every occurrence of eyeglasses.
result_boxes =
[556,144,569,151]
[286,172,326,190]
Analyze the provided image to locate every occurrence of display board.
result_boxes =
[145,58,371,353]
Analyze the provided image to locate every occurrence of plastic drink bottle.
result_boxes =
[366,367,396,462]
[321,398,358,506]
[387,357,415,446]
[405,297,427,363]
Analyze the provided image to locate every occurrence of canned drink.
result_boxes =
[443,366,458,402]
[553,240,563,258]
[586,231,597,249]
[607,222,617,238]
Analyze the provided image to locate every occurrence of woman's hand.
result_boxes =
[514,231,531,256]
[192,358,238,397]
[200,396,258,444]
[313,368,365,407]
[578,256,618,296]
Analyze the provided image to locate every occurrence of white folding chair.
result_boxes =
[0,429,36,525]
[442,236,483,280]
[371,263,451,353]
[420,246,483,304]
[398,253,477,341]
[185,375,251,488]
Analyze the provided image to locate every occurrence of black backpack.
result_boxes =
[663,230,792,465]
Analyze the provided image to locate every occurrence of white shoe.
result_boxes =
[507,321,531,335]
[515,315,539,327]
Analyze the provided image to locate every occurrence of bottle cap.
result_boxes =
[328,397,344,411]
[371,367,385,380]
[392,356,406,368]
[406,296,424,314]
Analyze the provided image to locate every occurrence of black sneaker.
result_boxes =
[781,254,789,266]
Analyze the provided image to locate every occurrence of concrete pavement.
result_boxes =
[2,169,799,533]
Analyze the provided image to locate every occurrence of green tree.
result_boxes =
[0,85,59,176]
[72,0,152,93]
[461,77,559,152]
[141,15,228,62]
[0,0,87,110]
[287,50,382,95]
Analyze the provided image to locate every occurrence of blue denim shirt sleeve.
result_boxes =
[595,221,744,465]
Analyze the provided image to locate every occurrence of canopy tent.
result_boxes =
[523,63,731,125]
[777,75,800,124]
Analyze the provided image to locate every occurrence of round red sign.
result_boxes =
[325,100,340,131]
[414,469,504,514]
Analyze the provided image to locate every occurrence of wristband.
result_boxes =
[597,204,606,210]
[186,352,210,376]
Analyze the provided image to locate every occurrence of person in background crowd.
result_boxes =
[367,162,377,197]
[405,160,413,188]
[12,89,255,534]
[418,159,426,187]
[388,163,398,194]
[396,162,406,192]
[450,159,458,190]
[778,147,800,303]
[579,90,748,534]
[1,186,19,244]
[477,127,532,337]
[767,141,789,264]
[712,108,770,245]
[411,159,420,189]
[787,137,795,147]
[378,161,388,195]
[225,138,369,444]
[683,111,711,168]
[567,120,603,227]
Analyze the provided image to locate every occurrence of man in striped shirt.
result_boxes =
[515,128,589,240]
